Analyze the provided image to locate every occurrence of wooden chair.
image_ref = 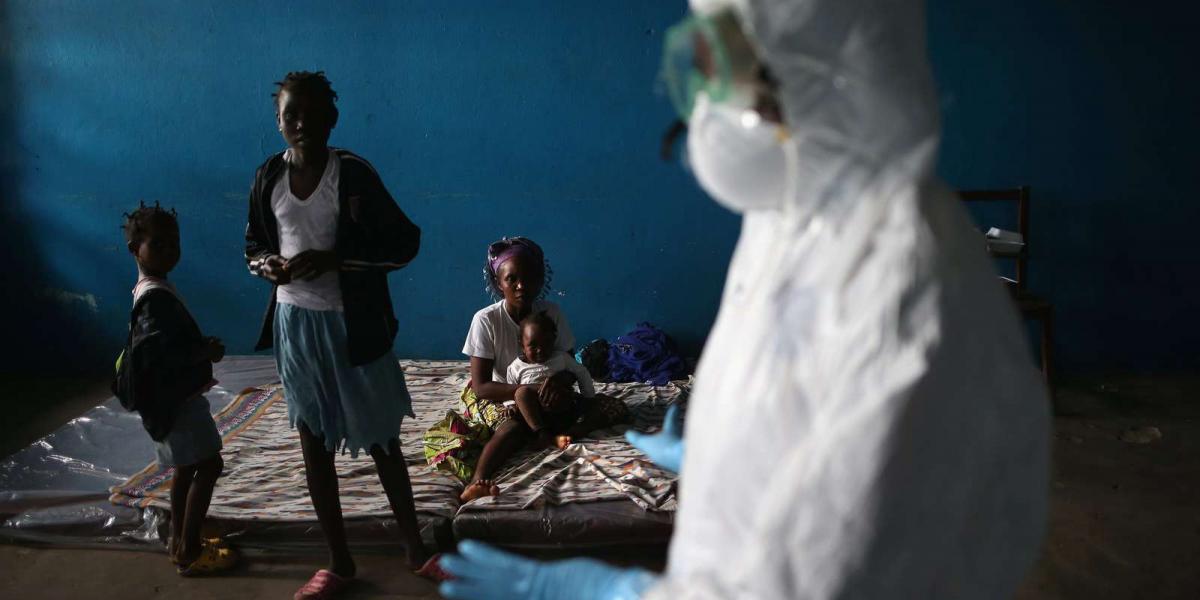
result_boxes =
[959,186,1054,386]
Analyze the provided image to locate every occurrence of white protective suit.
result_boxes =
[644,0,1050,598]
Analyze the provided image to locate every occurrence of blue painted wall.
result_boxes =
[0,1,739,372]
[928,0,1200,371]
[2,1,1196,374]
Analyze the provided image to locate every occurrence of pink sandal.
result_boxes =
[415,553,454,582]
[294,569,351,600]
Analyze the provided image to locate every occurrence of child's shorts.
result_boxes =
[155,395,223,467]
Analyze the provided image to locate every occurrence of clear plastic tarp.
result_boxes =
[0,357,452,554]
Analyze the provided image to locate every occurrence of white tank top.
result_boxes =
[272,149,343,312]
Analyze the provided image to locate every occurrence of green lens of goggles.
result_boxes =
[661,12,735,120]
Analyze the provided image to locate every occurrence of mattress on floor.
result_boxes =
[1,357,681,551]
[453,500,674,549]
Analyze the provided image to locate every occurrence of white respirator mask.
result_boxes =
[687,93,789,213]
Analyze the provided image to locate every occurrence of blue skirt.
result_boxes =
[273,302,415,457]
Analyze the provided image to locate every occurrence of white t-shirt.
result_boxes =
[462,299,576,383]
[273,149,343,312]
[506,351,595,397]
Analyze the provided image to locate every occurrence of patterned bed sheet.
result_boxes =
[110,361,683,522]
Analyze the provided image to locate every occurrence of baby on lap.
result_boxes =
[506,311,596,450]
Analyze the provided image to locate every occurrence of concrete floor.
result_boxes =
[1,373,1197,598]
[0,547,442,599]
[1017,376,1200,599]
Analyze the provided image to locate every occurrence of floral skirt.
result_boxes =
[422,386,504,481]
[422,386,630,482]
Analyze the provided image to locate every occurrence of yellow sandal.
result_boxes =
[177,539,239,576]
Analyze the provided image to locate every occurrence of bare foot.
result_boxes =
[459,479,500,503]
[555,435,572,450]
[167,537,181,564]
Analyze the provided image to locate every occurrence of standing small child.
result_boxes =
[507,311,597,450]
[244,70,435,597]
[115,202,235,575]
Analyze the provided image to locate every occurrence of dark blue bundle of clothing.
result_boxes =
[576,339,611,380]
[607,322,687,385]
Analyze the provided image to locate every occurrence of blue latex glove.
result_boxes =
[440,540,656,600]
[624,404,685,474]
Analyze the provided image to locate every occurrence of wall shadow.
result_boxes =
[0,3,111,377]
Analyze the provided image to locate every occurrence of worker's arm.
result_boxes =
[440,540,657,600]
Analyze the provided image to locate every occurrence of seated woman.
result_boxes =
[425,237,629,503]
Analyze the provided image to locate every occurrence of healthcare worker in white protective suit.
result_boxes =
[440,0,1049,597]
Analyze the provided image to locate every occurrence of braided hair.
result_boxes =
[122,201,178,246]
[272,70,338,112]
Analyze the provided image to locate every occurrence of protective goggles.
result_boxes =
[660,8,764,120]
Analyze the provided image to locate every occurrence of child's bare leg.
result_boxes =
[514,386,555,447]
[370,438,429,569]
[514,386,548,431]
[177,455,222,565]
[298,422,356,578]
[460,419,530,502]
[168,465,196,562]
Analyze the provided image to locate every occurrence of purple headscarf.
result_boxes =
[490,245,534,274]
[487,237,544,274]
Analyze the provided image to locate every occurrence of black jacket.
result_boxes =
[125,288,214,441]
[244,149,420,366]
